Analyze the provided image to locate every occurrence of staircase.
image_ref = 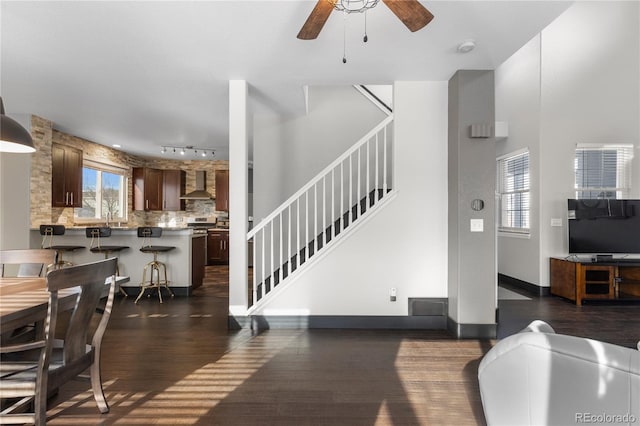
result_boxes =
[247,115,395,311]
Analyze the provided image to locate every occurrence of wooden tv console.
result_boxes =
[550,257,640,305]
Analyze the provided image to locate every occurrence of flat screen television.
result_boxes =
[568,199,640,254]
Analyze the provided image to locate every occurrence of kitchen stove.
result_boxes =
[186,217,217,234]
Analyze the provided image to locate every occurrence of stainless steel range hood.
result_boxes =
[180,170,213,200]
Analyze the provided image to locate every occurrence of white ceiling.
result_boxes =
[1,1,572,160]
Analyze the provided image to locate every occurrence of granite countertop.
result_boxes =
[31,226,191,232]
[32,226,230,232]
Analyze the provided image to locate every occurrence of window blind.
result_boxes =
[497,150,530,232]
[575,145,633,199]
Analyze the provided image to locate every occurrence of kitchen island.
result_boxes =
[29,227,205,296]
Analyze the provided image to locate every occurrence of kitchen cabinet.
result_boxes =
[162,169,186,211]
[207,230,229,265]
[133,167,163,211]
[191,235,205,289]
[215,169,229,212]
[134,168,186,211]
[51,144,82,208]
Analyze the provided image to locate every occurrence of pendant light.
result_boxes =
[0,96,35,153]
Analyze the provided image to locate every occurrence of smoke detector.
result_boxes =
[457,40,476,53]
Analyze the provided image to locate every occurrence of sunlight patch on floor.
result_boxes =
[48,331,304,424]
[124,313,213,318]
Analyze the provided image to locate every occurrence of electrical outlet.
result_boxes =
[390,287,397,302]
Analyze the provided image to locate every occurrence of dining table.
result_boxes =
[0,276,130,335]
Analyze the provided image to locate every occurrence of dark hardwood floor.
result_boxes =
[44,267,639,425]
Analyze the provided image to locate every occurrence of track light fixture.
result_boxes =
[161,145,215,158]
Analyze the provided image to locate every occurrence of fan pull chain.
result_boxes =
[342,11,347,63]
[363,10,368,43]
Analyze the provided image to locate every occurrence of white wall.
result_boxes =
[0,152,31,249]
[253,86,387,221]
[0,114,32,250]
[495,36,542,285]
[251,81,449,316]
[495,1,640,287]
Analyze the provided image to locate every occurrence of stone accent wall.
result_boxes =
[29,115,229,229]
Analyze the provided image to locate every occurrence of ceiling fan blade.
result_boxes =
[297,0,334,40]
[382,0,434,32]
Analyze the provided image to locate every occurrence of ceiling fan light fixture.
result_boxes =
[332,0,380,14]
[457,40,476,53]
[0,96,35,153]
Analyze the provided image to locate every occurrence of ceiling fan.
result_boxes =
[297,0,434,40]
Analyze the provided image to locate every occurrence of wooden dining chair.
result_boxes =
[0,250,59,345]
[0,257,117,425]
[0,249,57,278]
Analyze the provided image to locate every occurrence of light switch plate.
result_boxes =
[551,218,563,227]
[470,219,484,232]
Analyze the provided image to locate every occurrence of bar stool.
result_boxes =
[40,224,85,269]
[86,226,129,296]
[135,226,175,304]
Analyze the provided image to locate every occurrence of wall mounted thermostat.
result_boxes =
[471,199,485,211]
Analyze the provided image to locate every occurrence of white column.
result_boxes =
[228,80,249,316]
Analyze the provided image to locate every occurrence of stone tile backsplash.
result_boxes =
[29,115,229,229]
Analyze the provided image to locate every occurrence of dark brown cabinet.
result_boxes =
[207,230,229,265]
[162,169,186,211]
[215,169,229,212]
[133,167,163,211]
[191,236,206,290]
[550,257,640,305]
[51,144,82,208]
[134,168,185,211]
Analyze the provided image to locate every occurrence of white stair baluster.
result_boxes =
[244,116,393,311]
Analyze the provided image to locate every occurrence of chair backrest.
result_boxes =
[40,224,66,236]
[137,226,162,248]
[40,224,66,248]
[0,249,57,277]
[85,227,112,238]
[86,227,111,249]
[46,258,118,364]
[137,226,162,238]
[0,257,118,424]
